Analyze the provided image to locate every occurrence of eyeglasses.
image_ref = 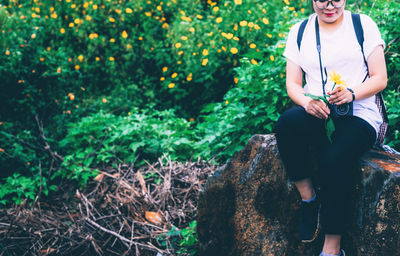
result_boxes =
[313,0,346,10]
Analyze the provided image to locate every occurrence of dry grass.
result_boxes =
[0,155,217,256]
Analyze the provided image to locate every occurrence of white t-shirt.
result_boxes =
[283,10,385,135]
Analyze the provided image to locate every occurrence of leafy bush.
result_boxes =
[56,108,195,187]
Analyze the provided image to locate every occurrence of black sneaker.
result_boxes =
[298,194,321,243]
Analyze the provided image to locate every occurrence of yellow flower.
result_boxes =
[75,65,80,70]
[60,28,65,34]
[74,18,80,24]
[202,59,208,66]
[270,55,275,61]
[328,71,346,85]
[234,77,239,84]
[216,17,223,23]
[110,38,115,43]
[171,72,178,78]
[189,27,195,33]
[239,20,248,27]
[262,18,269,25]
[92,4,98,9]
[181,36,188,40]
[230,47,238,54]
[126,8,133,13]
[145,12,151,17]
[162,66,168,72]
[69,22,74,28]
[249,43,256,49]
[160,77,165,81]
[122,30,128,38]
[213,6,219,12]
[96,57,100,61]
[51,12,57,18]
[78,55,84,62]
[168,83,175,88]
[187,73,192,81]
[251,59,258,65]
[109,57,115,61]
[175,42,182,48]
[234,0,242,4]
[202,49,209,56]
[225,100,229,105]
[109,17,115,23]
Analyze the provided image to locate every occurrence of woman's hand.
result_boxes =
[304,98,330,119]
[327,86,353,105]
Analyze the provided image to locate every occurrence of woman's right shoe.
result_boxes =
[298,194,321,243]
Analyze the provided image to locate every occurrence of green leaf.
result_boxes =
[326,118,335,143]
[304,93,329,105]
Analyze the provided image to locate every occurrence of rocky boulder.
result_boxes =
[197,134,400,256]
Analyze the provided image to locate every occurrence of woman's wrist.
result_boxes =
[347,88,356,102]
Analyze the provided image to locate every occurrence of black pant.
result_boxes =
[274,106,376,235]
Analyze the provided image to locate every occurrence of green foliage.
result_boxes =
[157,220,198,255]
[56,108,195,187]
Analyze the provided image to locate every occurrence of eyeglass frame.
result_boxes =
[313,0,346,10]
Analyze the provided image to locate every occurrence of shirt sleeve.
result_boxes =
[283,22,302,66]
[361,14,385,59]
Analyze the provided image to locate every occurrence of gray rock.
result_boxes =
[197,134,400,256]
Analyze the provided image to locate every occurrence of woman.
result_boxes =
[274,0,387,255]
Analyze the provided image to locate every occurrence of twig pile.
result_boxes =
[0,156,217,256]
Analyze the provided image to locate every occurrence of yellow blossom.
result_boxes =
[328,71,347,87]
[78,55,84,62]
[249,43,256,49]
[234,77,239,84]
[162,66,168,72]
[270,55,275,61]
[189,27,195,33]
[171,72,178,78]
[175,42,182,48]
[126,8,133,13]
[122,30,128,38]
[160,77,165,81]
[202,49,209,56]
[239,20,248,27]
[251,59,258,65]
[51,12,57,18]
[60,28,65,34]
[234,0,242,4]
[202,58,208,66]
[181,36,188,40]
[31,34,36,39]
[74,18,80,24]
[168,83,175,88]
[225,100,229,104]
[69,22,74,28]
[263,18,269,25]
[109,57,115,61]
[92,4,98,9]
[109,17,115,23]
[75,65,80,70]
[230,47,238,54]
[145,12,151,17]
[216,17,223,23]
[96,57,100,61]
[187,73,192,81]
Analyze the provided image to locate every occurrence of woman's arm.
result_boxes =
[286,59,330,119]
[328,45,387,105]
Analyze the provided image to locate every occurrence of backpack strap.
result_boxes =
[351,13,369,74]
[351,13,389,146]
[297,19,309,51]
